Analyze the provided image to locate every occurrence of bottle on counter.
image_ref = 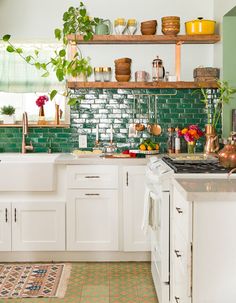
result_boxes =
[167,127,175,153]
[174,127,181,154]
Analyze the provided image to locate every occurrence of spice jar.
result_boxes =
[102,67,112,82]
[94,67,103,82]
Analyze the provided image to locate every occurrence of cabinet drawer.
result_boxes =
[173,225,189,273]
[173,188,190,240]
[67,165,118,189]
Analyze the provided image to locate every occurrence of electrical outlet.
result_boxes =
[79,135,87,148]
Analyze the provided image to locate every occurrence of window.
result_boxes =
[0,43,69,125]
[0,92,68,123]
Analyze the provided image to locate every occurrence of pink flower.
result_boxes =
[36,95,49,107]
[184,132,194,142]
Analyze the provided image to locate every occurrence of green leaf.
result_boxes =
[6,45,14,53]
[56,69,64,81]
[94,18,100,23]
[26,55,32,63]
[79,8,86,17]
[34,50,39,56]
[59,49,66,57]
[16,48,23,54]
[35,62,41,70]
[50,90,58,100]
[54,28,62,40]
[67,97,78,106]
[63,12,69,21]
[41,71,50,77]
[2,34,11,42]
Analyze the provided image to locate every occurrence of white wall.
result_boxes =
[0,0,215,80]
[214,0,236,71]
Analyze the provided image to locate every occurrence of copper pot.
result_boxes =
[218,143,236,168]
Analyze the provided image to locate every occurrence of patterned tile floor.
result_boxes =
[0,262,158,303]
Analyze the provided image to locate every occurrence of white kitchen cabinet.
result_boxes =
[11,202,65,251]
[123,166,150,251]
[171,184,236,303]
[67,189,119,251]
[0,203,11,251]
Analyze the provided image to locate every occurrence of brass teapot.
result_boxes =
[218,141,236,169]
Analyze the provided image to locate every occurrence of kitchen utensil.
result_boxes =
[218,142,236,168]
[127,19,138,35]
[114,18,126,34]
[185,17,216,35]
[152,56,165,81]
[150,96,161,135]
[135,95,145,131]
[161,16,180,35]
[135,71,149,82]
[95,19,112,35]
[128,96,137,138]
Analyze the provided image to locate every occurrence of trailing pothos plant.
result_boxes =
[1,1,100,106]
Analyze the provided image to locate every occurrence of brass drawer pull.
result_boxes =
[176,207,183,214]
[5,208,8,223]
[174,250,182,258]
[85,176,100,179]
[85,193,100,196]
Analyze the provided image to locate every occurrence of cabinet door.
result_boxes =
[12,202,65,251]
[67,189,119,251]
[0,203,11,251]
[123,166,150,251]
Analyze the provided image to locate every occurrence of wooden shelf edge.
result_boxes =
[67,34,220,44]
[67,81,219,89]
[0,123,70,128]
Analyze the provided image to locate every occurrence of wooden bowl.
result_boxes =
[115,62,131,69]
[162,28,180,35]
[115,74,131,82]
[141,28,157,35]
[161,16,180,22]
[115,58,132,64]
[141,20,157,26]
[115,69,131,75]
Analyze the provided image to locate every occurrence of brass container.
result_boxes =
[204,124,220,154]
[218,143,236,168]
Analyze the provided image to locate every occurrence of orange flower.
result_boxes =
[189,129,197,136]
[181,128,188,135]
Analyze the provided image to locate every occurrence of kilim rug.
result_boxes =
[0,263,71,298]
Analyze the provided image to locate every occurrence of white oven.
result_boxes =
[145,158,173,303]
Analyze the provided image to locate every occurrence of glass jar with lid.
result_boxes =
[102,67,112,82]
[94,67,103,82]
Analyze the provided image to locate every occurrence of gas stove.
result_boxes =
[162,155,234,174]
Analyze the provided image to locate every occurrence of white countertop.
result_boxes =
[173,178,236,201]
[55,153,148,165]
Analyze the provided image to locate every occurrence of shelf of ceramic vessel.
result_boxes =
[67,34,220,44]
[67,81,218,89]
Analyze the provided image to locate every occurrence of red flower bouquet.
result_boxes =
[36,95,49,107]
[178,125,204,143]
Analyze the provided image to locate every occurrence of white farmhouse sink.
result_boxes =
[0,154,59,191]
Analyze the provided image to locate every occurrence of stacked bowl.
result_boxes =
[140,20,157,35]
[161,16,180,35]
[115,58,132,82]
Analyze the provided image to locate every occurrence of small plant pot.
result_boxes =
[76,73,87,82]
[2,115,15,124]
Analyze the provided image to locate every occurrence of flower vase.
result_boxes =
[38,105,46,125]
[204,124,220,154]
[187,141,196,154]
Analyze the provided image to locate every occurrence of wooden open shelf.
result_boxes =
[67,81,219,89]
[67,34,220,44]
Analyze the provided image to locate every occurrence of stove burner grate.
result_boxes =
[162,156,234,174]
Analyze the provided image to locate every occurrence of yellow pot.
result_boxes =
[185,17,216,35]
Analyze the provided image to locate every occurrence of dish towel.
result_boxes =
[142,187,161,234]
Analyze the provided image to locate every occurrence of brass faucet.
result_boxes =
[22,112,33,154]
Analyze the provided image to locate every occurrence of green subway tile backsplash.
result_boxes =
[0,88,219,153]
